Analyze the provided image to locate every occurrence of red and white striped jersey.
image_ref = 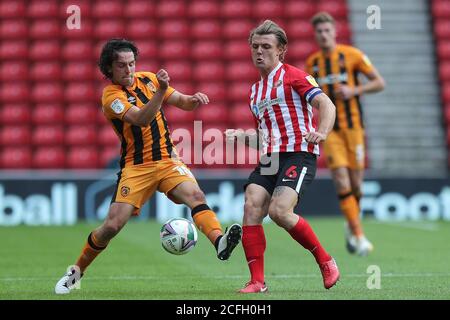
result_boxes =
[249,62,323,155]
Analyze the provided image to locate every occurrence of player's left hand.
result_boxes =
[335,84,355,100]
[190,92,209,106]
[303,131,327,144]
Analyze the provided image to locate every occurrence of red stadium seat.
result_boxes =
[62,62,94,81]
[94,20,126,40]
[0,83,29,102]
[97,108,108,125]
[335,20,352,41]
[229,82,253,102]
[437,41,450,60]
[33,147,65,168]
[444,104,450,124]
[193,62,224,81]
[137,60,159,74]
[440,62,450,81]
[61,20,93,39]
[67,147,99,168]
[99,146,120,168]
[287,21,314,40]
[124,0,154,18]
[163,105,195,124]
[0,61,28,81]
[65,82,97,103]
[447,126,450,145]
[66,126,97,146]
[98,125,119,146]
[0,41,27,60]
[196,104,228,123]
[223,20,254,39]
[32,125,64,145]
[253,0,284,19]
[29,41,60,60]
[432,0,450,19]
[127,20,156,40]
[0,19,27,39]
[317,152,327,169]
[62,41,93,60]
[226,62,260,81]
[284,1,316,18]
[0,1,26,18]
[191,41,222,60]
[92,1,123,18]
[224,41,251,60]
[191,20,222,39]
[221,0,252,18]
[160,42,190,60]
[160,20,189,39]
[188,1,220,18]
[197,82,226,102]
[317,0,348,18]
[0,147,32,168]
[29,20,60,39]
[32,82,63,103]
[60,0,91,18]
[156,1,186,18]
[163,61,192,81]
[288,41,319,60]
[0,104,30,125]
[135,41,157,60]
[28,0,59,18]
[435,20,450,40]
[0,126,31,146]
[32,104,64,124]
[230,104,255,128]
[30,62,61,80]
[65,104,98,125]
[443,82,450,103]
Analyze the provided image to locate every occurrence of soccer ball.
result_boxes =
[160,218,198,255]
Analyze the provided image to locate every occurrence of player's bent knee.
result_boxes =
[243,202,266,224]
[268,202,289,224]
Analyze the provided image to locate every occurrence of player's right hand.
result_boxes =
[156,69,170,90]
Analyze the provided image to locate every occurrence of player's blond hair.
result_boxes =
[311,12,335,27]
[248,20,288,62]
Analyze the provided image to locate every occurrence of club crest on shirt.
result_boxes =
[121,186,130,197]
[147,81,157,93]
[111,99,125,114]
[306,75,319,87]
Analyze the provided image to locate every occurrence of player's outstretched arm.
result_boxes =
[303,93,336,144]
[123,69,169,126]
[166,91,209,111]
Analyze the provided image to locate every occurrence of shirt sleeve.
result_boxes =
[102,88,134,120]
[354,49,375,76]
[290,68,323,104]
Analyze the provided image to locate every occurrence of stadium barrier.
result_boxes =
[1,171,450,225]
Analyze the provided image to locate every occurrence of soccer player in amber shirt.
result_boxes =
[306,12,385,256]
[226,20,339,293]
[55,39,242,294]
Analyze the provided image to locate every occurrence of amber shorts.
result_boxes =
[112,158,198,214]
[323,128,365,170]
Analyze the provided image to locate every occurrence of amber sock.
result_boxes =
[75,232,108,273]
[191,204,223,245]
[339,191,363,237]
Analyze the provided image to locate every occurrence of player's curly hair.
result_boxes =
[98,38,139,79]
[248,20,288,62]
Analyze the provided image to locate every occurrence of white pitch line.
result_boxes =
[2,273,450,282]
[372,221,440,232]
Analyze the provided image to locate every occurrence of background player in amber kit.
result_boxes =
[306,12,385,256]
[227,20,339,293]
[55,39,242,294]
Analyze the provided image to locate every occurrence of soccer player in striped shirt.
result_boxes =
[55,39,242,294]
[226,20,339,293]
[306,12,385,256]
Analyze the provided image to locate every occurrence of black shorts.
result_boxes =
[245,152,317,202]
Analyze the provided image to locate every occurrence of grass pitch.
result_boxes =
[1,217,450,300]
